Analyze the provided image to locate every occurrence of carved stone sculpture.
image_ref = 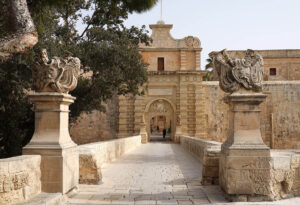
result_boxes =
[32,49,80,93]
[209,49,264,93]
[184,36,200,48]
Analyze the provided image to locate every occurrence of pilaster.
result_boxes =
[180,50,187,70]
[196,50,201,70]
[195,85,207,139]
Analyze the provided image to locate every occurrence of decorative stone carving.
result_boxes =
[209,49,264,93]
[184,36,200,48]
[149,100,171,113]
[32,49,80,93]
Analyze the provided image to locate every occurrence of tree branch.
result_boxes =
[0,0,38,63]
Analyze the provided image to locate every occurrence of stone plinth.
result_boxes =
[23,93,78,194]
[220,92,271,201]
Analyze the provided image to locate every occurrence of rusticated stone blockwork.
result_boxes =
[0,155,41,205]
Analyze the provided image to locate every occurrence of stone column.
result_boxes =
[23,92,78,194]
[219,92,271,201]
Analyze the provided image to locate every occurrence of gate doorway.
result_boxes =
[144,99,175,142]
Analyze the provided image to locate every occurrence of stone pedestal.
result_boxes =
[23,93,79,194]
[220,92,271,201]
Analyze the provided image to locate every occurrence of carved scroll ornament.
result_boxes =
[184,36,200,48]
[209,49,264,93]
[32,49,80,93]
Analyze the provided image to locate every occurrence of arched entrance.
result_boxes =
[144,99,176,142]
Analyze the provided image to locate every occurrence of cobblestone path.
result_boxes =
[66,142,227,205]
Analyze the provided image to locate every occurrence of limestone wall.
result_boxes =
[0,155,41,205]
[78,135,141,184]
[227,50,300,81]
[179,135,221,185]
[203,81,300,149]
[70,94,119,145]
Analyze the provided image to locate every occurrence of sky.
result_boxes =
[124,0,300,69]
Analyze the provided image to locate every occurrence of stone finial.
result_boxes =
[209,49,264,93]
[32,49,81,93]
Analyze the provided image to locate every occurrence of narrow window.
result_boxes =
[158,57,164,71]
[270,68,276,76]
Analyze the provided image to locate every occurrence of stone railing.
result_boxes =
[0,155,41,204]
[78,135,142,184]
[179,135,221,185]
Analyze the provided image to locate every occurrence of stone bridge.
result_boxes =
[66,136,226,205]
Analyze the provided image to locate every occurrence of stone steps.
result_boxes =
[15,193,62,205]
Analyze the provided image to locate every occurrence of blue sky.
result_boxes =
[124,0,300,69]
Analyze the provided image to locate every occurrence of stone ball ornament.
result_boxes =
[209,49,264,93]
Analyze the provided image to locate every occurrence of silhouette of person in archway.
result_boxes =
[163,128,166,139]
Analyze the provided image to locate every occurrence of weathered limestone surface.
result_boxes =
[180,135,221,185]
[78,135,141,184]
[227,49,300,81]
[0,155,41,205]
[203,81,300,149]
[270,150,300,200]
[15,192,62,205]
[70,95,119,145]
[23,93,79,194]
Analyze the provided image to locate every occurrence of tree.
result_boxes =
[0,0,38,62]
[203,56,218,81]
[0,0,158,158]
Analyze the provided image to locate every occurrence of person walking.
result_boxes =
[163,128,166,139]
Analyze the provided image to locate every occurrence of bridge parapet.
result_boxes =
[78,135,141,184]
[179,135,221,185]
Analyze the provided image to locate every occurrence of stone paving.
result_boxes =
[66,140,227,205]
[65,140,300,205]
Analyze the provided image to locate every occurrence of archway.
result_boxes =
[144,99,176,142]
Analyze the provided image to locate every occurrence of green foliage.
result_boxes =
[203,57,214,81]
[0,0,157,158]
[0,55,34,158]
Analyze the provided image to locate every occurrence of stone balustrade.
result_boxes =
[78,135,142,184]
[179,135,222,185]
[0,155,41,205]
